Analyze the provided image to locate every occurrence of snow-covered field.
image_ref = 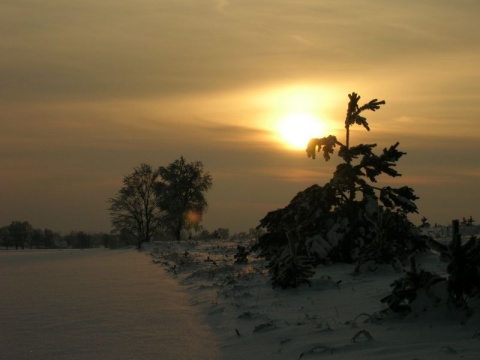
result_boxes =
[2,226,479,360]
[151,226,480,360]
[0,249,220,360]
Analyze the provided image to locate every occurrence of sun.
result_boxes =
[278,112,325,150]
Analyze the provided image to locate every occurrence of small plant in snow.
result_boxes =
[156,249,200,273]
[351,329,374,342]
[347,312,382,328]
[253,320,277,333]
[269,252,315,289]
[381,257,445,314]
[234,245,250,264]
[382,233,480,315]
[264,231,315,288]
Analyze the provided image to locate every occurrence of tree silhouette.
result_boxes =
[306,93,417,212]
[256,93,426,288]
[8,221,33,250]
[108,164,163,249]
[156,157,212,240]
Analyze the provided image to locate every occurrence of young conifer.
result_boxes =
[255,93,427,288]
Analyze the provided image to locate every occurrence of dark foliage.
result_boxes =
[268,252,315,289]
[108,163,163,249]
[383,234,480,315]
[156,157,212,240]
[7,221,33,250]
[234,245,250,264]
[256,93,426,288]
[381,258,445,313]
[447,235,480,304]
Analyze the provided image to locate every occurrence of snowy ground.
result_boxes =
[0,249,220,360]
[150,226,480,360]
[2,227,478,360]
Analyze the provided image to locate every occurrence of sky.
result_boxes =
[1,0,479,234]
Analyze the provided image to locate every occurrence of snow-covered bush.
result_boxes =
[382,234,480,315]
[268,251,314,289]
[381,258,446,314]
[234,245,250,264]
[256,93,427,288]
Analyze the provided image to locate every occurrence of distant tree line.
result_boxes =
[0,219,217,250]
[0,220,127,250]
[419,216,476,229]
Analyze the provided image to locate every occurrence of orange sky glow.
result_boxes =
[1,0,479,234]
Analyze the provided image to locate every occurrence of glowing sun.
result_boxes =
[278,112,325,150]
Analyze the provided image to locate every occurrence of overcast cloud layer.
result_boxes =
[1,0,479,233]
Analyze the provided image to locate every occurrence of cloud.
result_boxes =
[3,0,477,103]
[1,0,479,233]
[214,0,229,13]
[198,122,272,145]
[254,166,331,183]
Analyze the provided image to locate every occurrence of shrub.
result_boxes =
[447,235,480,305]
[234,245,250,264]
[381,257,445,313]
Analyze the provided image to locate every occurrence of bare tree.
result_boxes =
[108,163,163,249]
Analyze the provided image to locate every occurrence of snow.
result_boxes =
[150,226,480,359]
[0,249,220,360]
[2,227,479,360]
